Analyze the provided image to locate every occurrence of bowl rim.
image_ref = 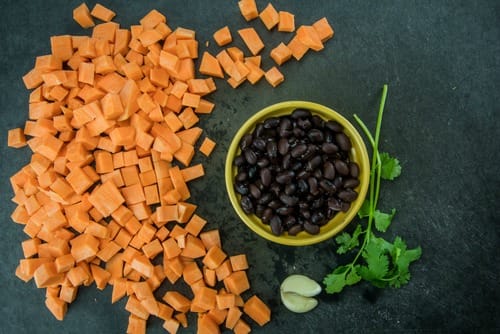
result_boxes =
[224,101,370,246]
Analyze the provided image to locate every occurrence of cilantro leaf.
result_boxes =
[335,224,362,254]
[362,240,389,280]
[380,152,401,180]
[346,268,362,285]
[373,208,396,232]
[323,265,349,294]
[358,199,371,218]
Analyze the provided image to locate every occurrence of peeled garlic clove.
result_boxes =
[280,290,318,313]
[280,274,322,297]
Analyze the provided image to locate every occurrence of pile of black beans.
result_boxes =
[232,108,361,236]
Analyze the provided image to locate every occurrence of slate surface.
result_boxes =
[0,0,499,333]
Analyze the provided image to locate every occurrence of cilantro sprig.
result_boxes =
[323,85,422,294]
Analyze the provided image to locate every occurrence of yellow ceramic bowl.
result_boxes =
[225,101,370,246]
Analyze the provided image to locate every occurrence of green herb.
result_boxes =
[323,84,422,294]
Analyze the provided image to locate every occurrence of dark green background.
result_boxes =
[1,0,499,333]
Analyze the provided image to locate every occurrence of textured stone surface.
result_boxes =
[0,0,499,333]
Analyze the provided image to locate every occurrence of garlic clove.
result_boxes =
[280,290,319,313]
[280,274,322,297]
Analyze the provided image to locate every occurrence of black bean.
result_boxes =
[234,155,245,167]
[249,184,261,199]
[325,120,343,132]
[260,168,272,187]
[240,195,254,214]
[269,183,281,197]
[234,182,249,195]
[303,221,320,234]
[252,138,266,151]
[276,170,295,184]
[311,115,325,128]
[279,194,299,206]
[266,140,278,159]
[297,118,312,130]
[268,199,282,209]
[324,130,335,143]
[281,153,291,170]
[349,162,360,178]
[255,123,265,137]
[291,108,312,119]
[308,177,319,195]
[257,158,270,168]
[311,212,326,225]
[288,224,303,236]
[335,132,352,151]
[343,178,360,189]
[328,197,342,211]
[264,117,280,129]
[278,138,289,155]
[244,149,257,165]
[312,197,324,209]
[279,117,292,137]
[255,204,265,218]
[306,144,318,158]
[340,202,351,212]
[258,192,273,205]
[312,168,323,179]
[284,183,297,195]
[276,206,295,215]
[333,176,343,189]
[297,179,309,193]
[270,215,283,235]
[291,161,304,172]
[323,161,336,180]
[334,159,350,176]
[306,155,322,172]
[247,166,257,179]
[338,189,358,202]
[290,143,307,158]
[292,127,305,138]
[283,216,297,229]
[319,179,337,194]
[236,171,248,182]
[240,133,253,150]
[301,210,311,220]
[296,170,310,180]
[261,208,273,223]
[308,129,324,143]
[322,142,338,154]
[298,202,309,210]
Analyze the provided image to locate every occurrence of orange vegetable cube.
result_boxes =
[243,295,271,326]
[213,26,232,47]
[238,0,259,21]
[259,3,279,30]
[199,137,216,157]
[199,51,224,78]
[45,295,67,321]
[296,25,324,51]
[278,11,295,32]
[238,27,265,56]
[73,3,95,28]
[270,42,293,66]
[313,17,335,42]
[7,128,27,148]
[90,3,116,22]
[265,66,285,87]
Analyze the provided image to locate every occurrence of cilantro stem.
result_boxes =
[324,85,420,294]
[338,85,389,277]
[354,84,388,244]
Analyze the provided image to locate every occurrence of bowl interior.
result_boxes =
[225,101,370,246]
